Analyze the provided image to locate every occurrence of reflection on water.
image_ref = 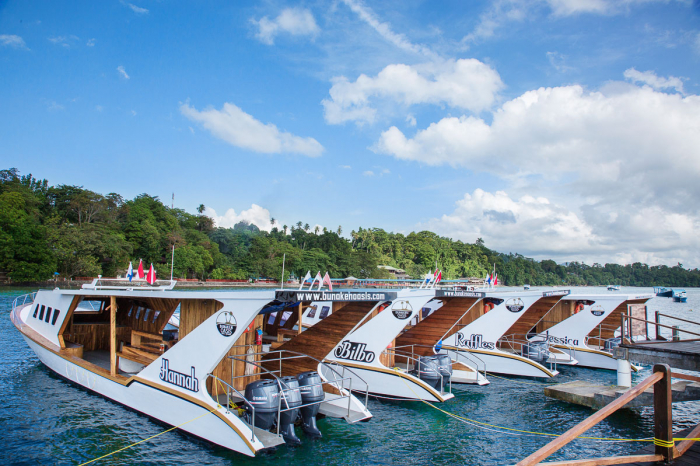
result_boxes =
[2,286,700,465]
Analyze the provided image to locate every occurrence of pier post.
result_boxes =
[672,326,680,342]
[617,357,631,387]
[656,311,662,340]
[110,296,117,376]
[653,364,675,462]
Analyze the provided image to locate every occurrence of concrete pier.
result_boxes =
[544,379,700,409]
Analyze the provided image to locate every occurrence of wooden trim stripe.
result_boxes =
[11,305,257,455]
[442,345,557,377]
[551,345,640,372]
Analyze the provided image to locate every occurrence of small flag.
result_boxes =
[126,262,134,282]
[435,270,442,286]
[494,273,498,286]
[315,271,323,290]
[299,271,311,290]
[137,259,145,280]
[146,263,156,284]
[322,272,333,291]
[486,273,491,285]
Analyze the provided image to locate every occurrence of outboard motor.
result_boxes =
[604,337,622,352]
[244,379,280,430]
[416,355,442,390]
[297,371,324,438]
[522,341,550,362]
[278,376,302,444]
[433,353,453,387]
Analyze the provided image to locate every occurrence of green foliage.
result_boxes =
[2,167,700,286]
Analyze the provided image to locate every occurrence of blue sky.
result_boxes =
[2,0,700,266]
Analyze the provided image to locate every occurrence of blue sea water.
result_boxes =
[2,286,700,465]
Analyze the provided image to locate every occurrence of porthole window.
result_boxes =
[45,307,52,323]
[52,310,61,325]
[39,305,46,320]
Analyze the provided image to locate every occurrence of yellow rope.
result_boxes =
[78,399,223,465]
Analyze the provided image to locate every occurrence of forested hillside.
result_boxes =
[1,168,698,286]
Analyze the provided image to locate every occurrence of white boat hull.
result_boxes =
[23,335,262,456]
[555,345,641,372]
[447,347,559,378]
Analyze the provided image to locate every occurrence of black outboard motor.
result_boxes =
[604,337,622,352]
[523,341,550,362]
[297,371,324,438]
[416,355,442,390]
[433,353,453,387]
[278,376,302,444]
[244,379,280,430]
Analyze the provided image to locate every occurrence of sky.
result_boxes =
[1,0,700,267]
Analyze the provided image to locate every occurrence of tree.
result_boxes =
[475,237,485,246]
[337,225,342,236]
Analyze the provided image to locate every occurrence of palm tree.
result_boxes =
[304,223,310,232]
[337,225,342,236]
[197,204,205,214]
[282,224,288,235]
[270,217,276,226]
[296,221,303,230]
[314,225,320,235]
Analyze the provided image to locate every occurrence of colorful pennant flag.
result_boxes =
[126,262,134,282]
[146,263,156,284]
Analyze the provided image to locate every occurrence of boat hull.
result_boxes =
[21,335,261,456]
[445,347,559,378]
[554,345,640,372]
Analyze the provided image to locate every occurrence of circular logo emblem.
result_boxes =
[505,298,525,313]
[216,311,237,337]
[391,300,413,320]
[590,305,605,317]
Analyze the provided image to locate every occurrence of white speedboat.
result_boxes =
[10,279,373,457]
[396,289,575,379]
[272,289,457,402]
[529,293,654,371]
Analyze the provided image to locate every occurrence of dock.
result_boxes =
[615,340,700,372]
[615,425,700,466]
[544,379,700,409]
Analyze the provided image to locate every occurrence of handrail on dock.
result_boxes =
[517,364,680,466]
[621,312,700,342]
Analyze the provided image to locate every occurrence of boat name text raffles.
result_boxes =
[159,359,199,392]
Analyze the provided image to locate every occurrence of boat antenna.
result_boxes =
[281,253,286,289]
[170,244,175,280]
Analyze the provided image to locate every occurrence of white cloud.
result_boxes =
[117,65,130,79]
[546,51,573,72]
[340,165,352,169]
[131,110,137,116]
[124,2,149,14]
[623,68,684,93]
[695,32,700,54]
[363,170,375,176]
[378,79,700,266]
[180,101,324,157]
[95,105,103,112]
[0,34,27,49]
[322,59,503,124]
[205,205,273,231]
[251,8,319,45]
[406,114,417,126]
[48,35,78,48]
[340,0,436,58]
[47,101,64,111]
[87,38,95,47]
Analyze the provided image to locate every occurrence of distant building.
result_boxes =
[378,265,409,280]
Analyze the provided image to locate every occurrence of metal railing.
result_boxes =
[206,374,258,442]
[392,343,487,377]
[228,348,369,419]
[498,334,558,372]
[318,360,370,408]
[11,292,36,312]
[380,346,452,396]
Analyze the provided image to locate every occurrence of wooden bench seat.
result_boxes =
[118,344,160,366]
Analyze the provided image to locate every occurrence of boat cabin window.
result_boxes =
[45,307,52,323]
[267,312,277,325]
[143,309,150,322]
[319,306,330,319]
[279,311,292,326]
[152,311,160,323]
[52,310,60,325]
[33,304,39,318]
[307,305,317,318]
[39,305,46,320]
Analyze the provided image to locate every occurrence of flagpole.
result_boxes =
[170,245,175,281]
[281,253,286,289]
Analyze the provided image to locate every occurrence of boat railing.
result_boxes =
[498,334,558,372]
[318,360,370,409]
[380,347,452,396]
[205,373,258,442]
[228,348,365,419]
[526,332,577,361]
[81,277,177,291]
[11,292,36,312]
[392,343,487,375]
[621,311,700,343]
[584,335,615,353]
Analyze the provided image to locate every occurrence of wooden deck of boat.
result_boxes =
[612,426,700,465]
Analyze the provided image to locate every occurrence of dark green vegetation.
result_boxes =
[1,168,699,286]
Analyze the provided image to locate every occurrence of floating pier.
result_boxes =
[544,379,700,409]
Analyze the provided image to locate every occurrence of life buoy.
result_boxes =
[575,303,585,314]
[484,302,495,313]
